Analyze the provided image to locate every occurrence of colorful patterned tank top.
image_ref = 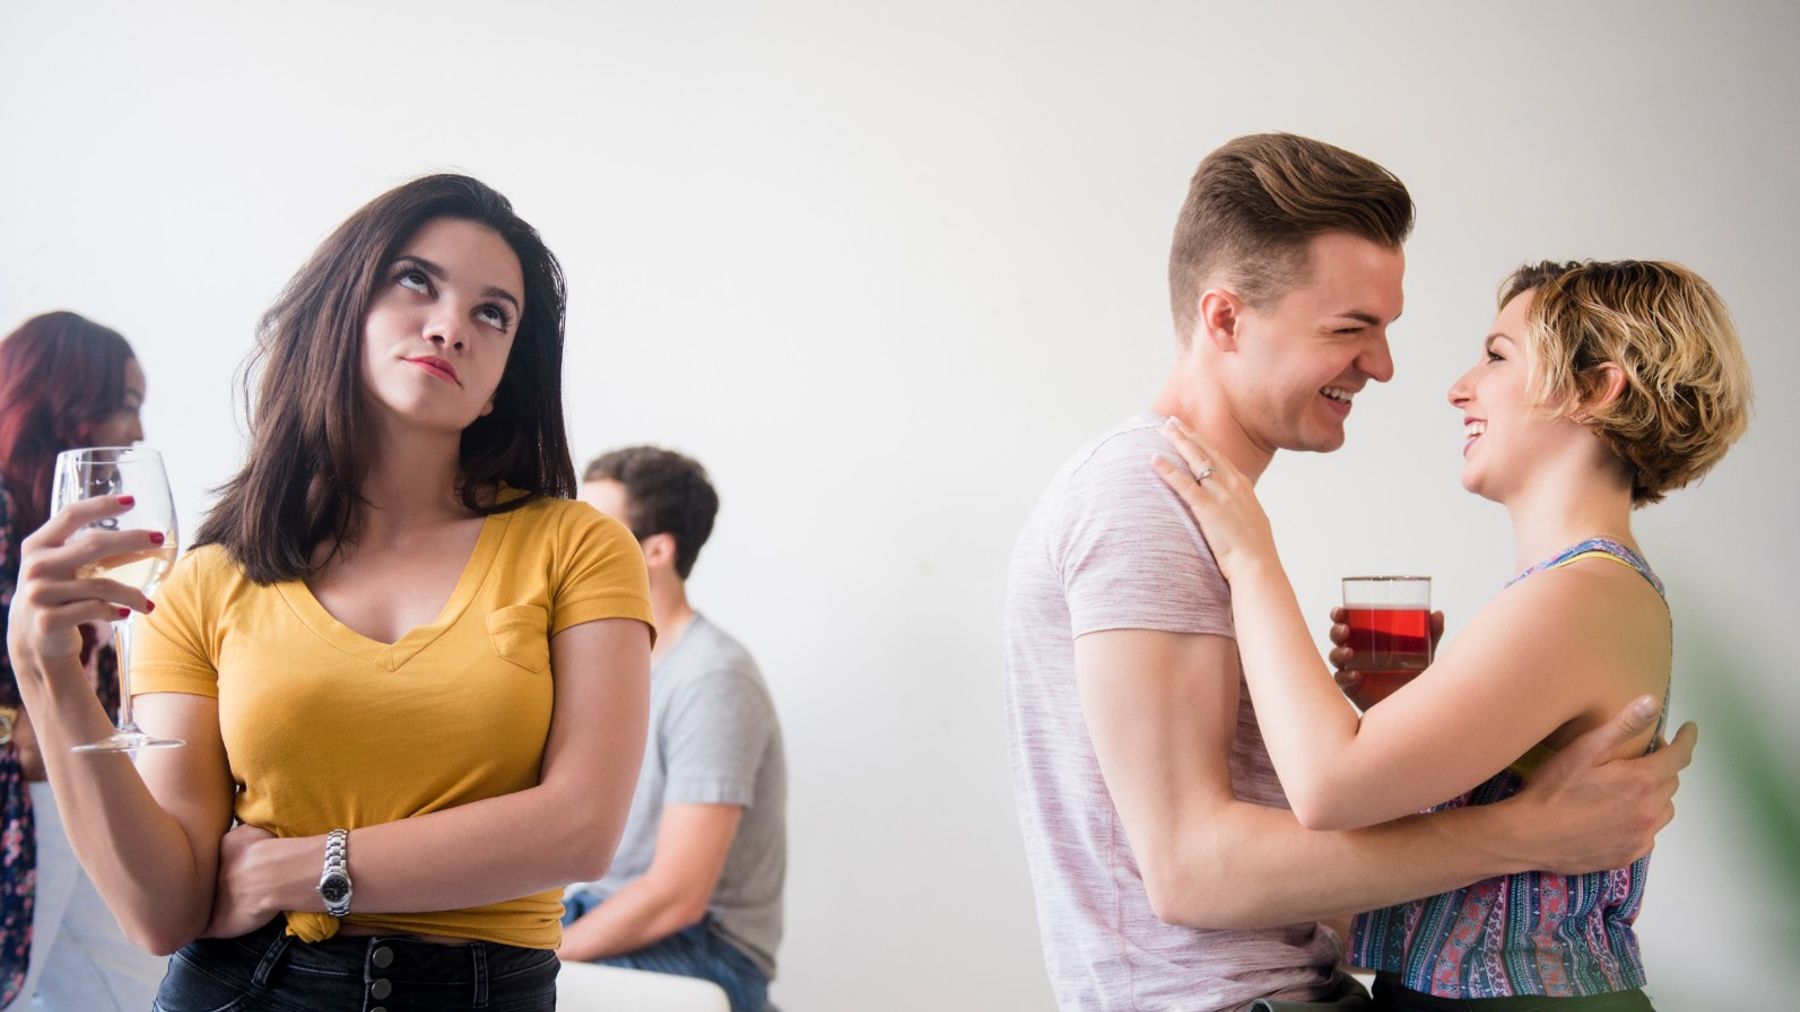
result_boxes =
[1346,537,1667,998]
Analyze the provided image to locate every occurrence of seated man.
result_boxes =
[561,446,787,1012]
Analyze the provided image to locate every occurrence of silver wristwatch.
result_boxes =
[316,828,353,918]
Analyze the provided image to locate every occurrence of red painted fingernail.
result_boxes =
[117,607,131,619]
[145,600,156,613]
[149,532,165,545]
[118,495,135,507]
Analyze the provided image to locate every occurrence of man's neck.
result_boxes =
[649,578,696,665]
[1150,358,1276,483]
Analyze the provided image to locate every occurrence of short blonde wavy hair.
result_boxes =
[1500,260,1752,506]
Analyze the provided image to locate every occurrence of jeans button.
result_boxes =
[372,945,395,968]
[371,978,393,999]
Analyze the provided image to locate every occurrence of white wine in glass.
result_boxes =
[50,446,184,752]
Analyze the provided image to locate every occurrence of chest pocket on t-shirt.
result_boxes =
[486,605,551,673]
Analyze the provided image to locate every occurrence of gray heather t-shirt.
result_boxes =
[581,613,786,977]
[1004,413,1339,1011]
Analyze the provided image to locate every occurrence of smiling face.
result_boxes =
[1447,289,1586,502]
[359,216,525,433]
[1222,231,1405,454]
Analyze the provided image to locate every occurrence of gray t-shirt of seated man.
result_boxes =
[575,612,787,977]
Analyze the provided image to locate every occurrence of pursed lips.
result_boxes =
[407,356,460,385]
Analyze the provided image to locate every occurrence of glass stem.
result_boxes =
[112,617,136,733]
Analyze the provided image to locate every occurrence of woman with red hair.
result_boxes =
[0,311,164,1009]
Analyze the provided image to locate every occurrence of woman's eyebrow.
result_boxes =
[483,285,520,311]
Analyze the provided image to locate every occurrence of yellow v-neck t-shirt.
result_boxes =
[133,495,654,948]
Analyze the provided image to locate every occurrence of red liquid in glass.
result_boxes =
[1343,606,1432,672]
[1353,670,1419,708]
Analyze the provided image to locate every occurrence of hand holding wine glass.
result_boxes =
[43,447,182,752]
[6,494,156,723]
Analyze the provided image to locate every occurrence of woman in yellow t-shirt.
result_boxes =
[5,174,654,1011]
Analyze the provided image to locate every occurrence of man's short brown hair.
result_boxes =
[1499,260,1753,506]
[583,445,719,579]
[1168,133,1414,342]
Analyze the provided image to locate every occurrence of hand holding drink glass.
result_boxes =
[1148,418,1447,712]
[1332,577,1439,709]
[48,446,182,752]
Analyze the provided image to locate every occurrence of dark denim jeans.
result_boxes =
[153,918,558,1012]
[562,889,769,1012]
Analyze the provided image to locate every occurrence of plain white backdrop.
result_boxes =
[3,3,1795,1009]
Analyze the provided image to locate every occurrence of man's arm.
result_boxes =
[1078,628,1688,929]
[558,803,745,961]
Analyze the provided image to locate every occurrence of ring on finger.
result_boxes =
[1193,465,1215,483]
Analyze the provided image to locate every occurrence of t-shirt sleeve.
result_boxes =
[133,548,223,698]
[660,668,773,808]
[1056,434,1235,640]
[550,505,656,640]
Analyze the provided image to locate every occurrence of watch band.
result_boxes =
[317,828,353,917]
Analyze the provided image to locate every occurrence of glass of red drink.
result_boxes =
[1341,576,1432,708]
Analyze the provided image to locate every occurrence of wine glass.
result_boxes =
[50,447,184,752]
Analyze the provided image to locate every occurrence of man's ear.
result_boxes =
[1197,288,1245,352]
[640,531,677,571]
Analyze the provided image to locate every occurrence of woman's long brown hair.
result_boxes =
[195,174,576,583]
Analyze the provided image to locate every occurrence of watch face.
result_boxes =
[320,876,350,903]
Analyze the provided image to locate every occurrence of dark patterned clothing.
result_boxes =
[0,478,122,1008]
[1349,538,1667,999]
[0,480,36,1007]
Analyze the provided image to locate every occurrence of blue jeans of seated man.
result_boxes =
[562,890,768,1012]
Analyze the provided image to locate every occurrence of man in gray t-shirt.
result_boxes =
[563,447,786,1012]
[1006,134,1694,1011]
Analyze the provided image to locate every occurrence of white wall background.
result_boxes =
[3,3,1795,1009]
